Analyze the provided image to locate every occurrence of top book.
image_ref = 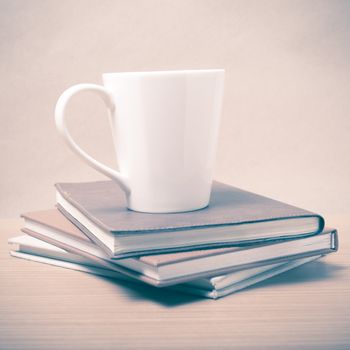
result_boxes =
[55,181,324,258]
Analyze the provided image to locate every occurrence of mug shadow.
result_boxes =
[95,259,344,307]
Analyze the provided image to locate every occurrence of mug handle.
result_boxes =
[55,84,130,195]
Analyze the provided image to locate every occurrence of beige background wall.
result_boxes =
[1,0,349,218]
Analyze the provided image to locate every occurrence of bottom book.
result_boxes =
[9,234,323,299]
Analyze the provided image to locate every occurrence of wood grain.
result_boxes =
[1,215,349,350]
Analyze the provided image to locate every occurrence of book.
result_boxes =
[55,180,324,258]
[21,209,337,287]
[8,234,323,299]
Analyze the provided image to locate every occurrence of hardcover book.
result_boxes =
[55,181,325,258]
[21,209,337,287]
[9,234,322,299]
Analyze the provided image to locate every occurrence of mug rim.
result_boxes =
[103,69,224,78]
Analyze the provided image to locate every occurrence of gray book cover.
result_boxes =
[55,181,325,257]
[55,181,324,233]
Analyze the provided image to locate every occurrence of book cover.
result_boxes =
[21,209,337,287]
[55,181,324,257]
[8,234,322,299]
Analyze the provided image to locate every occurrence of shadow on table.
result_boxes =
[242,259,344,292]
[96,259,344,307]
[98,275,205,307]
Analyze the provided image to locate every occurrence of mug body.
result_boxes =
[103,69,225,213]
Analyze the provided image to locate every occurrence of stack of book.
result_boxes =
[9,180,338,299]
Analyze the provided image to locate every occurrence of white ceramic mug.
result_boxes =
[55,69,225,213]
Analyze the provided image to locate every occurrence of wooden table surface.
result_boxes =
[1,214,349,350]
